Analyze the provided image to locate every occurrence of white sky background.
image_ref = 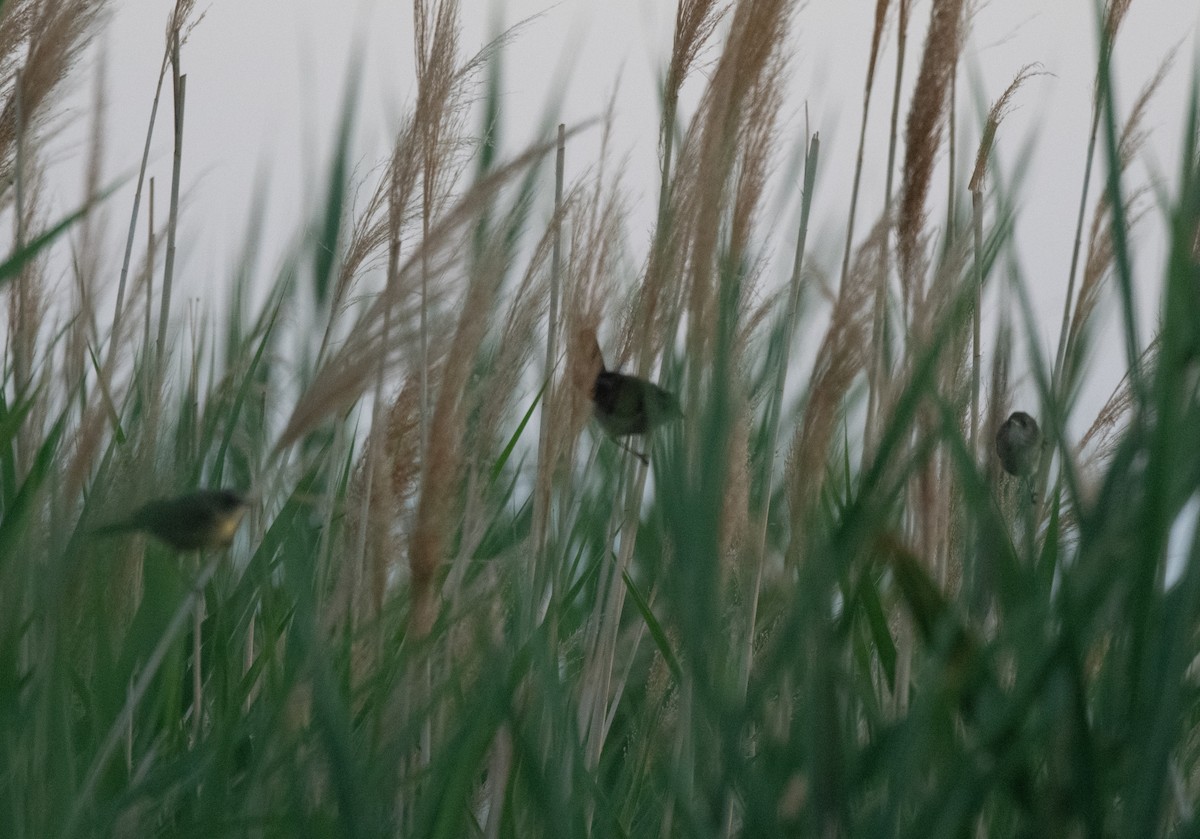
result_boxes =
[42,0,1200,433]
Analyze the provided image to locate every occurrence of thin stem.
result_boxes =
[945,63,957,244]
[143,179,156,362]
[881,0,911,715]
[841,64,876,285]
[533,124,565,593]
[157,38,186,390]
[191,576,203,741]
[744,134,820,696]
[13,68,29,439]
[971,188,983,453]
[1052,71,1104,400]
[864,0,910,465]
[110,50,170,375]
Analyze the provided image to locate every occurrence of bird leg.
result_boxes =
[610,436,649,465]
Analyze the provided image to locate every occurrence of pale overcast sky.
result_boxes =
[44,0,1200,422]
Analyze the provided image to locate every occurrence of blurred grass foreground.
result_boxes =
[3,0,1200,836]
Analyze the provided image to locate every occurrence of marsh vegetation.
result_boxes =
[1,0,1199,836]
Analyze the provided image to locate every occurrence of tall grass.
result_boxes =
[2,0,1200,836]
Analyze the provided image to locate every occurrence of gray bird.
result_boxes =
[591,363,682,464]
[995,411,1041,478]
[93,489,248,551]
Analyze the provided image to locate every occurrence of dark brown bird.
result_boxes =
[591,364,682,464]
[995,411,1041,478]
[93,489,249,551]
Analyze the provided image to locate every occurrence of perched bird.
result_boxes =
[93,489,249,551]
[995,411,1042,478]
[591,362,682,464]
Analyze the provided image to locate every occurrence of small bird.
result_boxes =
[995,411,1042,478]
[591,361,682,464]
[93,489,249,551]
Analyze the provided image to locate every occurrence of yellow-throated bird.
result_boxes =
[93,489,248,551]
[591,361,682,464]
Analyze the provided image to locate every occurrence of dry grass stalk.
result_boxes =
[786,220,882,529]
[62,385,110,506]
[275,350,384,456]
[415,1,468,221]
[1101,0,1133,49]
[897,0,964,320]
[919,237,970,344]
[635,168,692,375]
[530,121,569,600]
[629,171,689,371]
[331,133,412,314]
[840,0,895,283]
[8,168,43,368]
[739,123,814,651]
[965,64,1040,467]
[407,400,459,639]
[718,43,787,571]
[665,0,728,107]
[151,30,185,449]
[863,0,914,464]
[164,0,203,49]
[721,391,751,562]
[866,0,893,95]
[1060,340,1156,538]
[968,64,1042,195]
[8,173,45,472]
[333,379,420,687]
[1061,52,1171,383]
[984,320,1013,479]
[575,177,666,772]
[386,377,424,508]
[1117,49,1176,170]
[417,1,463,465]
[3,0,108,466]
[273,135,569,455]
[445,226,553,606]
[1076,345,1146,470]
[471,214,555,468]
[414,1,474,483]
[0,0,106,181]
[1052,0,1136,397]
[729,53,784,266]
[345,28,450,653]
[0,6,35,126]
[108,0,195,371]
[555,249,609,538]
[64,58,107,377]
[408,241,508,636]
[1072,185,1149,346]
[930,256,975,583]
[676,0,793,378]
[657,0,729,228]
[319,14,513,355]
[299,38,532,655]
[321,134,566,639]
[899,236,971,589]
[561,179,625,448]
